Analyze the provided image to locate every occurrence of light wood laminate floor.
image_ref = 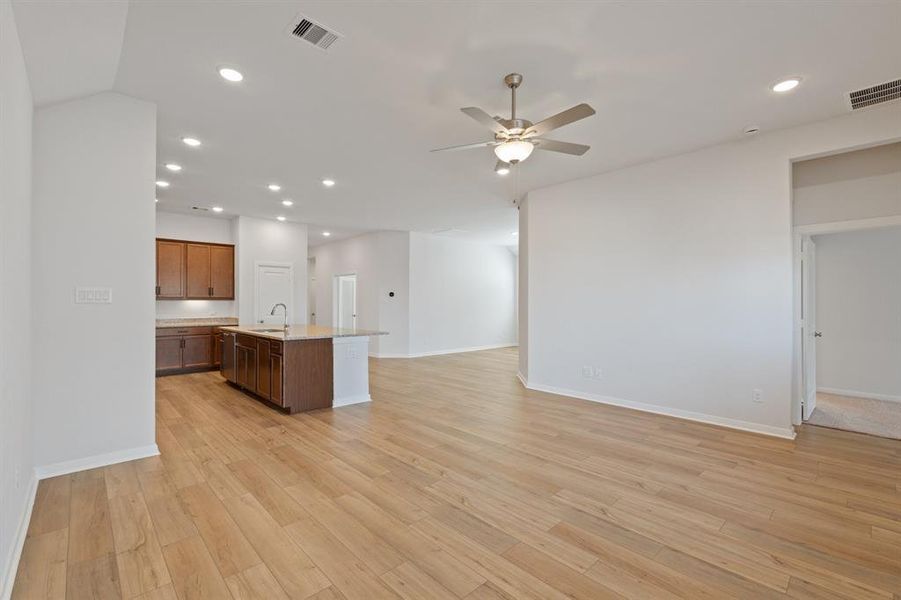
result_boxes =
[13,348,901,599]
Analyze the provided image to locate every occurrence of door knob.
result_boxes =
[814,331,822,338]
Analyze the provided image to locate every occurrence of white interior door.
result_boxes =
[336,274,357,329]
[801,236,818,420]
[256,262,294,325]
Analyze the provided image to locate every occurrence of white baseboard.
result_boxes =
[371,343,517,359]
[524,381,796,440]
[35,444,160,480]
[332,394,371,408]
[817,387,901,404]
[1,473,37,600]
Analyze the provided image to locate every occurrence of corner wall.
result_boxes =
[0,0,35,593]
[32,92,158,472]
[521,104,901,438]
[409,233,517,356]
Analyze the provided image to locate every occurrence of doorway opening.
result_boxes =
[335,273,357,329]
[793,142,901,439]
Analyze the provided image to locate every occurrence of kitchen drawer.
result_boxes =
[269,340,284,355]
[157,326,213,337]
[236,333,260,348]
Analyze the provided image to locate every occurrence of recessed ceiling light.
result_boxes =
[268,183,281,192]
[211,206,224,213]
[182,137,201,147]
[511,232,518,236]
[156,180,170,188]
[772,78,801,93]
[282,199,294,206]
[496,166,510,175]
[165,163,182,172]
[322,179,336,187]
[322,231,331,237]
[218,67,243,82]
[155,198,159,203]
[276,216,286,222]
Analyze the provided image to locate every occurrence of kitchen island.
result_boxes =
[218,325,386,413]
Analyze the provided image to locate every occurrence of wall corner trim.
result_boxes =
[34,444,160,480]
[516,371,528,387]
[1,474,38,600]
[525,380,797,440]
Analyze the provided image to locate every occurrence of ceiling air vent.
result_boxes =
[847,78,901,110]
[288,15,341,51]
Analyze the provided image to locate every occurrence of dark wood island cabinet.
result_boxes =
[220,329,332,414]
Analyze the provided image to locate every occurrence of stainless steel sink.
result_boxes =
[255,328,285,333]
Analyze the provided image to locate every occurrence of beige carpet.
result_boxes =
[806,392,901,440]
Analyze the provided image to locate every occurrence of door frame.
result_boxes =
[254,261,294,325]
[334,273,357,329]
[791,214,901,424]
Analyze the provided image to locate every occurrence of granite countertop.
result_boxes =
[156,317,239,328]
[219,324,388,341]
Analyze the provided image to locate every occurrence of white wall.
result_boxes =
[0,1,34,593]
[235,216,308,326]
[409,233,517,356]
[793,142,901,226]
[814,227,901,401]
[155,210,236,318]
[32,92,158,470]
[522,103,901,438]
[310,231,410,356]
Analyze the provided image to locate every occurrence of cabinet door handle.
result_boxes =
[156,285,161,295]
[208,286,213,296]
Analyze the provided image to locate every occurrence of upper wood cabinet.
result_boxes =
[209,245,235,299]
[156,238,234,300]
[186,243,212,298]
[156,240,185,298]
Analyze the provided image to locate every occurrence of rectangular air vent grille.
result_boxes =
[848,78,901,110]
[289,16,341,51]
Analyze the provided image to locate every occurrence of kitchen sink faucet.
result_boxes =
[270,303,288,330]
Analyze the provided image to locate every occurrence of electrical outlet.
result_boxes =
[582,366,603,380]
[752,389,763,403]
[74,286,112,304]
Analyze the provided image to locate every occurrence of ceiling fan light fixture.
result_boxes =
[494,140,533,164]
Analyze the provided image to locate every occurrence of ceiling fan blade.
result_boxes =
[532,139,590,156]
[524,103,595,137]
[461,107,509,134]
[430,140,497,153]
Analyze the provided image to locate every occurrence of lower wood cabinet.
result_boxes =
[155,326,225,376]
[226,334,285,407]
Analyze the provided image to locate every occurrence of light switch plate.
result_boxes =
[75,287,113,304]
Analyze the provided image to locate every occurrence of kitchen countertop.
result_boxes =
[220,324,388,341]
[156,317,239,328]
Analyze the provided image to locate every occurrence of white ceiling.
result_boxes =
[13,1,901,247]
[12,0,128,106]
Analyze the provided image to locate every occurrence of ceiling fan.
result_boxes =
[432,73,595,173]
